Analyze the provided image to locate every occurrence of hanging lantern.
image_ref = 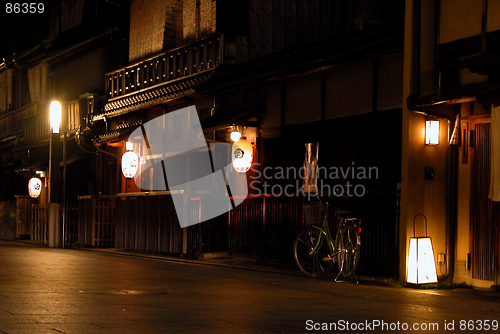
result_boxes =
[406,214,438,285]
[121,142,139,178]
[232,138,253,173]
[28,177,42,198]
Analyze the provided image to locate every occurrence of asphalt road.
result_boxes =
[0,241,499,334]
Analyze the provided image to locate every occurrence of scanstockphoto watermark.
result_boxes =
[248,163,379,197]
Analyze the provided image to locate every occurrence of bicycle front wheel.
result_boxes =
[294,228,334,278]
[337,224,360,278]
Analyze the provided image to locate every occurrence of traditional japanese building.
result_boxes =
[0,0,128,240]
[86,0,404,275]
[402,0,500,288]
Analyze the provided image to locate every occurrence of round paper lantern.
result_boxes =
[232,138,253,173]
[122,151,139,178]
[28,177,42,198]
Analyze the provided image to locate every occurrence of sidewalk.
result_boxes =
[76,246,401,286]
[8,240,500,294]
[83,247,500,301]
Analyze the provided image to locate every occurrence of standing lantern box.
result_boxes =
[406,214,438,285]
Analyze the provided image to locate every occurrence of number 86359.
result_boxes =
[6,3,44,14]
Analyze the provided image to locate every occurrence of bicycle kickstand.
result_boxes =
[335,271,359,284]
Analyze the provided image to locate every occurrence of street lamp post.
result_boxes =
[48,101,62,248]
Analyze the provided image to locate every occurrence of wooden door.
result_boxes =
[470,120,498,281]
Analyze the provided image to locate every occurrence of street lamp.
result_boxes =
[50,101,62,134]
[48,101,62,248]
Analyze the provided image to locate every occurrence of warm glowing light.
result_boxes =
[407,237,438,284]
[125,141,134,151]
[232,138,253,173]
[425,120,439,145]
[230,130,242,142]
[28,177,42,198]
[122,151,139,178]
[50,101,62,133]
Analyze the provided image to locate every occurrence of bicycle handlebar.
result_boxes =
[315,187,349,206]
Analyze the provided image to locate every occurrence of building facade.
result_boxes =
[10,0,500,287]
[0,0,128,240]
[402,0,500,288]
[88,0,404,275]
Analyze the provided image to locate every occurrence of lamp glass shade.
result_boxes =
[50,101,62,134]
[122,151,139,178]
[407,237,438,284]
[28,177,42,198]
[425,120,439,145]
[232,138,253,173]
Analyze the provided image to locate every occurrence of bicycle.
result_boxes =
[293,193,361,282]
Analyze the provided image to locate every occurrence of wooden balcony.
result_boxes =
[0,97,86,146]
[24,99,87,143]
[0,103,37,142]
[23,110,51,143]
[106,33,227,100]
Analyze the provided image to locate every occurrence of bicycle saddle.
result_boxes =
[335,210,352,216]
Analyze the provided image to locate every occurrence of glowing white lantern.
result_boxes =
[232,138,253,173]
[28,177,42,198]
[121,145,139,178]
[406,214,438,285]
[425,120,439,145]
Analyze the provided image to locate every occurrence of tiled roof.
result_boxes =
[96,119,142,143]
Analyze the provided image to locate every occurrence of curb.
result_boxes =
[76,247,401,286]
[4,239,401,286]
[77,247,304,277]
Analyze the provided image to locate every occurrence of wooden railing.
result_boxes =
[66,100,81,132]
[64,204,79,246]
[29,203,78,245]
[22,99,82,143]
[23,111,50,142]
[78,195,116,247]
[31,204,48,243]
[106,33,225,99]
[15,196,33,239]
[0,103,37,141]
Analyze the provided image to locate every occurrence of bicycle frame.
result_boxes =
[310,213,344,258]
[293,192,361,281]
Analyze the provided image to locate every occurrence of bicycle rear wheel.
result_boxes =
[294,228,334,278]
[337,224,360,278]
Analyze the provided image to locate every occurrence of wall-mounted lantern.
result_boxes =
[406,214,438,285]
[28,177,42,198]
[232,137,253,173]
[121,141,139,178]
[425,120,439,145]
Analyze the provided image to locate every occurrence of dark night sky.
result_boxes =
[0,2,51,58]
